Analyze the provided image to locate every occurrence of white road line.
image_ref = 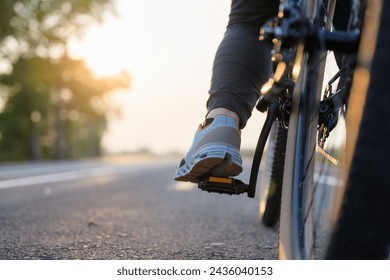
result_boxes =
[0,159,179,190]
[0,166,138,190]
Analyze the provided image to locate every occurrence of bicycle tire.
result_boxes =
[259,121,287,227]
[278,0,335,259]
[279,49,324,259]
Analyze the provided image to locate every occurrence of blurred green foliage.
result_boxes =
[0,0,130,161]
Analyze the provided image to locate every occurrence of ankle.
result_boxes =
[206,108,240,127]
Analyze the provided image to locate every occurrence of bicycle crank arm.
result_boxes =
[198,176,250,196]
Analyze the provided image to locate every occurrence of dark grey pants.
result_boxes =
[207,0,351,128]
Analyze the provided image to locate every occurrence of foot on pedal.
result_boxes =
[198,176,249,195]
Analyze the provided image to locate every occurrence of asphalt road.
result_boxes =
[0,155,278,260]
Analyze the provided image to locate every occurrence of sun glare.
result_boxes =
[68,3,144,80]
[68,0,236,154]
[70,25,128,78]
[85,52,126,78]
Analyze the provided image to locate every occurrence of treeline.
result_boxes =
[0,0,130,161]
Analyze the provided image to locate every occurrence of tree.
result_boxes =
[0,0,130,161]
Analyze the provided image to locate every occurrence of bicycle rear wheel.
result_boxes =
[279,45,325,259]
[278,0,348,259]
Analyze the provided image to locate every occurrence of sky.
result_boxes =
[69,0,268,155]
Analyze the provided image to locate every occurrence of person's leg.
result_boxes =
[174,0,279,182]
[207,0,279,129]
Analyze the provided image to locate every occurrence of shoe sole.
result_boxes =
[174,145,242,183]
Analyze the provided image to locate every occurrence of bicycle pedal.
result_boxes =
[198,176,249,196]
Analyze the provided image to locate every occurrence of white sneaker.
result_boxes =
[174,115,243,182]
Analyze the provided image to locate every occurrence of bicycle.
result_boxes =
[198,0,390,259]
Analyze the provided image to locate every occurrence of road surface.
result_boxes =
[0,155,278,260]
